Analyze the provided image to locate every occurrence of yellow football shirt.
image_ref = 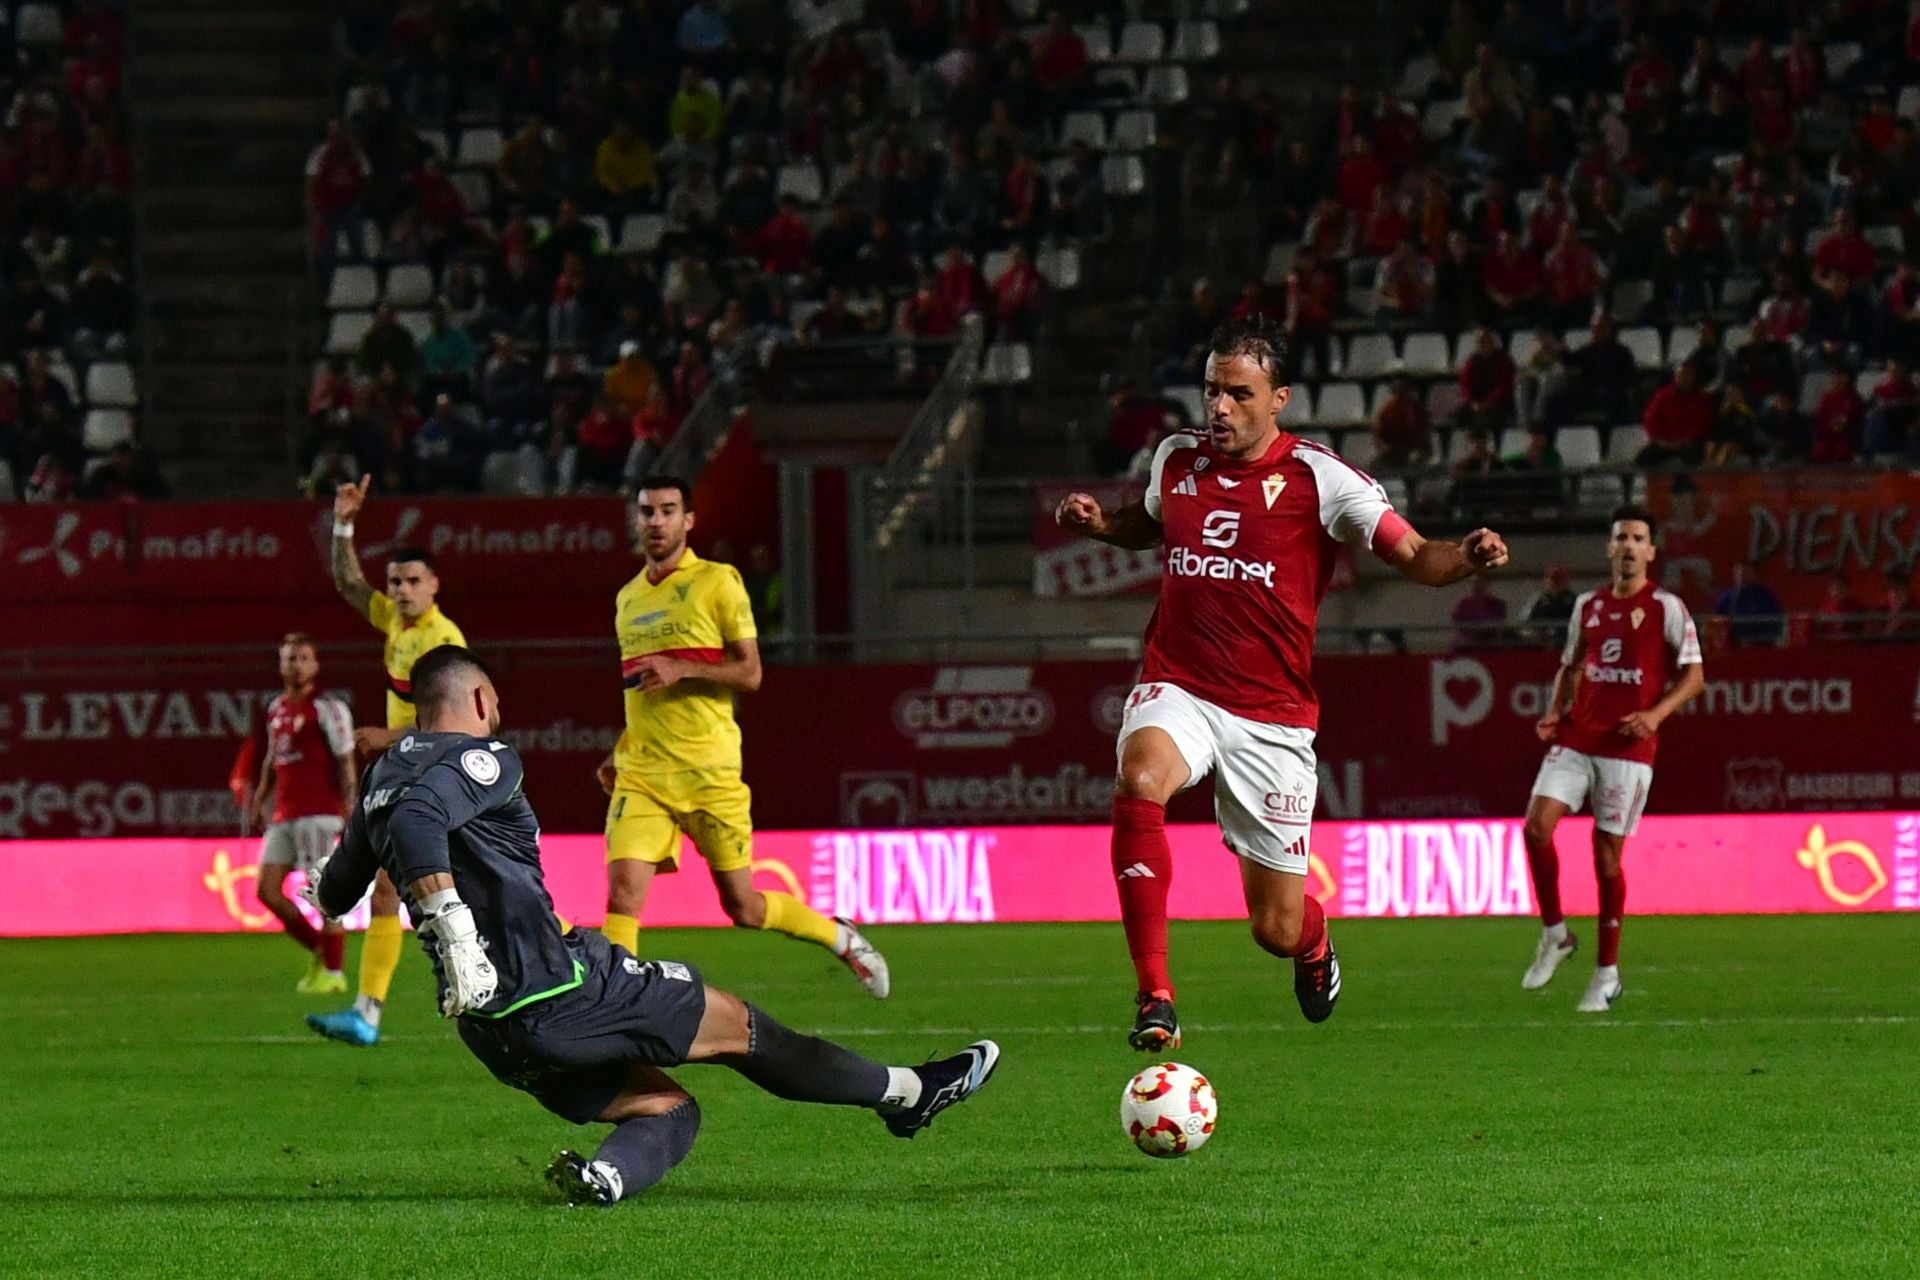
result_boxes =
[614,549,756,777]
[366,594,468,729]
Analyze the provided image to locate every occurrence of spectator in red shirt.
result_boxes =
[1369,375,1432,472]
[1373,238,1435,322]
[1758,270,1810,342]
[1372,91,1424,172]
[1359,187,1412,257]
[752,196,813,274]
[1102,376,1175,473]
[1812,371,1865,462]
[576,393,631,488]
[1858,91,1900,154]
[1814,209,1877,289]
[936,246,988,317]
[897,277,958,340]
[999,150,1045,242]
[1481,231,1541,327]
[1031,9,1089,104]
[1623,34,1676,116]
[1457,326,1516,434]
[1639,361,1716,466]
[304,119,368,260]
[1783,27,1821,106]
[992,243,1047,339]
[1527,173,1572,253]
[1284,247,1337,379]
[1863,358,1918,459]
[1334,135,1389,213]
[1230,279,1277,322]
[1541,222,1602,328]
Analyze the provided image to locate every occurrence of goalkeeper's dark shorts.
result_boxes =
[457,929,707,1124]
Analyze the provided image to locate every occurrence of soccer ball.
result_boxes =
[1121,1062,1218,1158]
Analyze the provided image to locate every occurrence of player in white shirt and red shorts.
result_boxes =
[247,633,359,993]
[1055,316,1511,1051]
[1521,507,1704,1012]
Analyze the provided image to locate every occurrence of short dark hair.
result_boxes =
[410,645,494,715]
[1207,314,1292,386]
[386,546,437,572]
[1610,503,1658,541]
[279,631,316,651]
[637,474,695,510]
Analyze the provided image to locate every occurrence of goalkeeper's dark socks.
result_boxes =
[734,1003,890,1106]
[592,1099,701,1201]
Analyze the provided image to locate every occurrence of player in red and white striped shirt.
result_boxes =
[1522,507,1704,1011]
[1056,317,1511,1050]
[247,633,357,993]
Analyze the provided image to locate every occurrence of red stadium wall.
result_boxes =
[2,812,1913,937]
[1,649,1916,841]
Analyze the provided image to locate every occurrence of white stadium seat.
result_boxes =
[1058,110,1107,149]
[1165,385,1204,426]
[1507,329,1543,367]
[1422,99,1465,140]
[1100,154,1145,197]
[14,4,62,45]
[776,162,824,205]
[326,310,374,355]
[981,249,1013,282]
[1314,382,1367,425]
[1620,326,1664,370]
[1666,326,1700,369]
[1171,20,1221,60]
[1035,246,1080,290]
[454,127,504,168]
[619,214,667,254]
[384,263,435,307]
[1278,385,1312,425]
[1117,21,1164,62]
[979,342,1033,386]
[83,409,134,453]
[1110,109,1156,151]
[1144,65,1189,106]
[326,265,378,310]
[1344,333,1397,379]
[1401,332,1451,375]
[85,362,137,409]
[1075,23,1114,60]
[1557,426,1603,469]
[1425,381,1462,423]
[395,310,434,342]
[1605,425,1648,464]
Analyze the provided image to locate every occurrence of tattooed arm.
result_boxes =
[332,473,375,619]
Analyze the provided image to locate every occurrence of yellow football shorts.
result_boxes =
[605,769,754,873]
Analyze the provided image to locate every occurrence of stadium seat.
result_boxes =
[1117,22,1165,62]
[1262,242,1296,284]
[1075,23,1114,61]
[1720,274,1762,312]
[417,129,452,162]
[384,263,434,307]
[0,458,14,503]
[1380,476,1411,511]
[1605,425,1647,464]
[1036,246,1080,290]
[1866,225,1905,257]
[1577,472,1627,513]
[1396,54,1442,102]
[1620,326,1664,370]
[1170,20,1221,60]
[1798,371,1838,414]
[1206,0,1250,16]
[1443,429,1477,466]
[1401,332,1451,375]
[981,249,1014,282]
[1058,110,1107,149]
[1165,385,1203,425]
[396,310,434,342]
[1110,110,1156,151]
[46,358,78,399]
[1824,42,1862,82]
[1611,278,1654,323]
[1101,154,1145,197]
[1425,381,1462,423]
[1095,66,1138,96]
[1422,99,1465,141]
[776,163,824,205]
[14,4,62,45]
[1902,86,1920,123]
[454,127,504,168]
[1344,333,1397,379]
[1496,428,1530,457]
[618,214,667,254]
[83,409,134,453]
[1144,65,1189,106]
[333,220,382,263]
[325,265,378,310]
[1337,427,1373,467]
[1857,368,1890,400]
[85,363,137,409]
[1315,382,1367,425]
[1295,429,1334,450]
[326,311,374,355]
[1561,327,1591,352]
[1666,325,1699,368]
[1278,385,1312,425]
[449,170,490,212]
[1558,426,1603,469]
[979,342,1033,386]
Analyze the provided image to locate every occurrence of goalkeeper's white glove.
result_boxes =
[417,887,498,1018]
[300,851,334,918]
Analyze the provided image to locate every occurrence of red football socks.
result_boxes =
[1597,868,1626,966]
[321,928,345,971]
[1112,796,1173,997]
[1293,894,1328,963]
[284,912,321,953]
[1526,831,1565,927]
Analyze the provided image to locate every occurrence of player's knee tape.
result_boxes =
[737,1004,889,1106]
[593,1098,701,1197]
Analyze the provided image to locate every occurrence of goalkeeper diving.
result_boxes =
[305,644,999,1206]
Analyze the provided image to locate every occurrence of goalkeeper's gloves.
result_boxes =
[300,851,334,918]
[417,887,498,1017]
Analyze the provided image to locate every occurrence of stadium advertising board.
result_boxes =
[5,650,1920,839]
[2,812,1913,937]
[1030,481,1163,597]
[1644,471,1920,610]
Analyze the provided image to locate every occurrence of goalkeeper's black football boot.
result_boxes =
[1293,937,1341,1024]
[1129,991,1181,1052]
[882,1040,1001,1139]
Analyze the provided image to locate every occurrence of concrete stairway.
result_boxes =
[129,0,333,496]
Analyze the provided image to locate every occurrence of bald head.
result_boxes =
[409,645,500,735]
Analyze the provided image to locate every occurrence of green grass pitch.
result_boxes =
[2,916,1915,1278]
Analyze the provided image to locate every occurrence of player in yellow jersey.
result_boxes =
[597,475,890,998]
[307,474,468,1046]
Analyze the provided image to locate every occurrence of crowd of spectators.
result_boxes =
[1130,0,1920,493]
[0,0,148,501]
[305,0,1208,495]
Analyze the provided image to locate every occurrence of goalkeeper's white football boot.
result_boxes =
[1575,966,1623,1013]
[545,1151,622,1207]
[1522,928,1579,990]
[834,918,891,999]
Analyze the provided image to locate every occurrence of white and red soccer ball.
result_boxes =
[1121,1062,1218,1157]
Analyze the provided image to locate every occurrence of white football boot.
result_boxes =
[1575,966,1623,1013]
[835,918,891,999]
[1521,929,1578,990]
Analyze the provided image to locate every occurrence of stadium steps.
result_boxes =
[132,0,332,496]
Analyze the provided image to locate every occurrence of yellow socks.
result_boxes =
[604,912,639,954]
[357,914,404,1009]
[760,891,839,950]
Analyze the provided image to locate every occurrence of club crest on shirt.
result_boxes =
[1630,607,1645,630]
[1262,474,1286,509]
